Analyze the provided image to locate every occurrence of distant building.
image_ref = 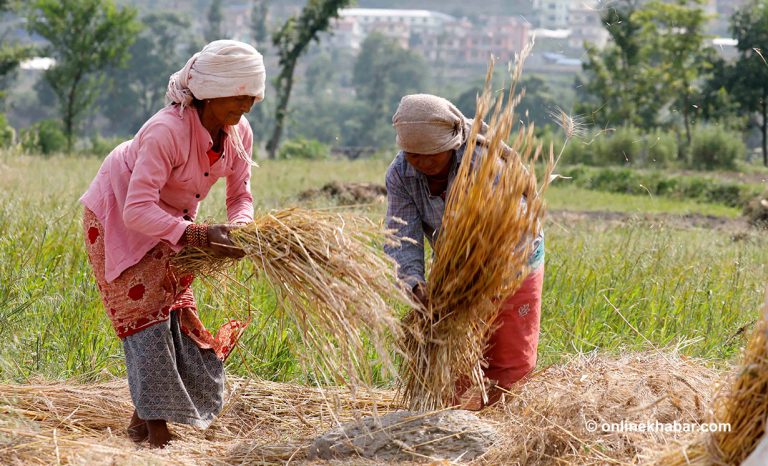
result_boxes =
[339,8,456,34]
[368,21,411,49]
[323,16,365,51]
[712,37,739,60]
[533,0,572,29]
[325,8,530,67]
[417,16,530,66]
[20,57,55,71]
[325,8,457,51]
[568,5,608,49]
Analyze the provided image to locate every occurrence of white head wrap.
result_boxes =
[165,40,265,163]
[165,40,266,112]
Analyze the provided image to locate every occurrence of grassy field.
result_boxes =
[0,152,764,385]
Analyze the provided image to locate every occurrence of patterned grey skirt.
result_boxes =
[123,310,224,428]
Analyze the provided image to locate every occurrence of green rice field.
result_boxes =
[1,151,766,384]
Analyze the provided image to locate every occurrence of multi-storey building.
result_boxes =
[533,0,572,29]
[339,8,456,35]
[323,16,365,51]
[416,16,530,66]
[326,8,530,67]
[568,4,609,49]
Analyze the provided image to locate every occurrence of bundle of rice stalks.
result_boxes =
[398,44,557,411]
[655,295,768,465]
[174,208,411,390]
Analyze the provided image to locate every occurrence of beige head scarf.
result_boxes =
[392,94,468,155]
[392,93,513,160]
[165,40,266,162]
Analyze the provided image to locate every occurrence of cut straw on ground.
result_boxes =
[655,289,768,465]
[0,350,722,465]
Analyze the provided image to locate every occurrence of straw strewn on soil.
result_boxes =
[398,44,555,411]
[173,208,411,390]
[655,299,768,465]
[0,351,721,465]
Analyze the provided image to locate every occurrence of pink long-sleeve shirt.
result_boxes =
[80,105,255,282]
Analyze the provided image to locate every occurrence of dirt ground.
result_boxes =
[297,181,756,235]
[549,209,751,233]
[298,181,387,205]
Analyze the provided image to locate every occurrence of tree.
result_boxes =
[286,49,358,146]
[0,1,34,101]
[352,33,428,148]
[577,0,714,154]
[728,0,768,166]
[250,0,269,49]
[699,57,744,130]
[575,0,658,128]
[265,0,351,159]
[635,0,712,148]
[26,0,140,152]
[100,12,193,135]
[455,76,556,129]
[206,0,223,42]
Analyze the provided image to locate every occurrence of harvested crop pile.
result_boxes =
[0,351,722,465]
[656,302,768,465]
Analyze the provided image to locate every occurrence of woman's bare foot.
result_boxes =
[127,409,148,443]
[146,419,173,448]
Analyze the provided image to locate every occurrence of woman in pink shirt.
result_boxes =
[80,40,266,448]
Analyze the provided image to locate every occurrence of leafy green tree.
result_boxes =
[265,0,351,159]
[728,0,768,166]
[100,12,193,135]
[578,0,715,157]
[287,49,358,146]
[206,0,223,42]
[0,1,34,101]
[26,0,140,152]
[250,0,269,49]
[352,32,428,148]
[576,0,660,128]
[305,52,335,96]
[635,0,712,148]
[699,57,745,130]
[455,76,556,129]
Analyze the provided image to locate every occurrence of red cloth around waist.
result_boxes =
[82,207,246,360]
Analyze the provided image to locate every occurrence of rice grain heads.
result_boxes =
[398,44,556,411]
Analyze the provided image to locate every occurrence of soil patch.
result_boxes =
[308,410,496,462]
[549,209,751,234]
[298,181,387,205]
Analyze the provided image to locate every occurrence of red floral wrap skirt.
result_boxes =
[82,208,245,360]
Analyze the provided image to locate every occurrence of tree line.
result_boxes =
[577,0,768,166]
[2,0,768,167]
